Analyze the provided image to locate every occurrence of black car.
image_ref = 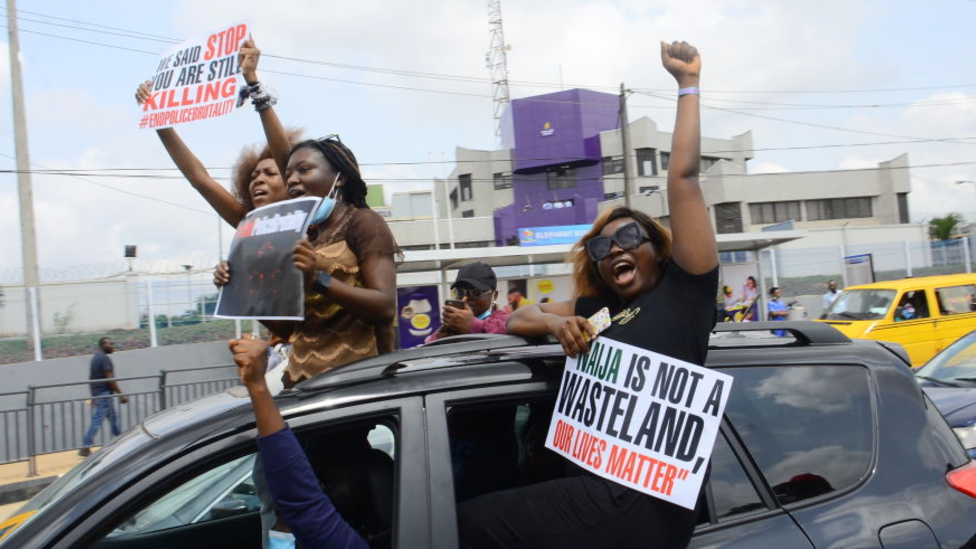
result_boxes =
[916,328,976,459]
[3,322,976,548]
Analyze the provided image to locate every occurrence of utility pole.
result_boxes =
[7,0,42,357]
[620,83,634,209]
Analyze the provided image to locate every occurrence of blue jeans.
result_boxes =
[82,390,120,446]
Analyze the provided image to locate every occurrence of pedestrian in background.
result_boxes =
[823,279,840,312]
[767,287,790,337]
[79,337,127,457]
[427,262,509,342]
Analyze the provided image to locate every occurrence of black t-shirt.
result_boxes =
[571,258,719,505]
[89,352,114,395]
[576,258,719,367]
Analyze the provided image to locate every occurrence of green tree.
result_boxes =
[929,213,965,241]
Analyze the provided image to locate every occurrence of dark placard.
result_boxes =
[215,197,321,320]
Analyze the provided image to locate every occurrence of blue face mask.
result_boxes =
[268,530,296,549]
[477,308,492,320]
[308,173,342,226]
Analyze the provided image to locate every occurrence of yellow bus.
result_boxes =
[816,273,976,367]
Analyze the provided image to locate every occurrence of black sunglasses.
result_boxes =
[316,134,342,144]
[452,287,493,299]
[585,222,650,262]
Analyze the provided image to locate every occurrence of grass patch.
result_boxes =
[0,320,268,365]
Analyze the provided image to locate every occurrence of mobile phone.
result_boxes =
[445,299,465,309]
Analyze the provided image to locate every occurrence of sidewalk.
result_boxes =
[0,450,89,522]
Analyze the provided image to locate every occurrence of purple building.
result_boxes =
[492,89,619,246]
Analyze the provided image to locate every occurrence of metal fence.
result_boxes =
[0,365,238,475]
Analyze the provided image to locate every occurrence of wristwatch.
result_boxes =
[312,271,332,294]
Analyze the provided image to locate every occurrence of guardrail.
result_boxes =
[0,365,238,475]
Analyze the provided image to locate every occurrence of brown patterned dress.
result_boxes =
[285,202,397,382]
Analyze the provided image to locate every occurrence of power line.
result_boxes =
[0,153,213,214]
[6,159,976,184]
[7,8,976,98]
[634,91,976,146]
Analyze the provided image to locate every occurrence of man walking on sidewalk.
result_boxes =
[79,337,127,457]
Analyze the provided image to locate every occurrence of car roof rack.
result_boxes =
[712,321,851,345]
[296,334,536,392]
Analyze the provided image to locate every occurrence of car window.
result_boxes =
[94,416,398,547]
[706,432,766,523]
[446,395,566,503]
[723,366,874,505]
[107,454,259,537]
[917,330,976,381]
[895,290,930,321]
[823,289,895,321]
[936,285,976,316]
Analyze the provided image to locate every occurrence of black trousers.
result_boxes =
[457,474,698,549]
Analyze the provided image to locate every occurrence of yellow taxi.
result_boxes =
[817,273,976,367]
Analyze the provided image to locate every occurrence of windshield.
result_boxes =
[823,289,896,321]
[916,330,976,384]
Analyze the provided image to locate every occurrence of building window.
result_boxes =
[897,193,910,224]
[636,148,657,177]
[749,201,802,225]
[493,172,512,190]
[462,209,474,218]
[546,165,576,190]
[450,188,459,210]
[601,156,624,175]
[701,156,720,172]
[660,152,670,171]
[455,240,494,249]
[459,174,473,201]
[714,202,743,234]
[543,199,574,210]
[806,197,872,221]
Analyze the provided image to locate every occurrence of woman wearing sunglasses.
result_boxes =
[459,41,717,549]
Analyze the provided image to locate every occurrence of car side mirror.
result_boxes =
[209,499,249,519]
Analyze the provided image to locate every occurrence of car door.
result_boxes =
[41,397,427,549]
[688,424,814,549]
[424,382,814,549]
[934,284,976,352]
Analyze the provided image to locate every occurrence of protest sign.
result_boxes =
[546,337,733,510]
[215,197,321,320]
[138,22,248,130]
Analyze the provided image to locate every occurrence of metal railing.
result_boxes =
[0,365,238,475]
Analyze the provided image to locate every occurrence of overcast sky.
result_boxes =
[1,0,975,283]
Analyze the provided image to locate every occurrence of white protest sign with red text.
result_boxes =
[546,337,733,510]
[138,22,249,130]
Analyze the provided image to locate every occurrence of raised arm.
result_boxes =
[136,81,247,227]
[239,36,291,177]
[661,41,717,275]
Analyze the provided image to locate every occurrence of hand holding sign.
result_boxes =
[215,197,321,320]
[239,36,262,83]
[292,237,318,289]
[547,337,733,510]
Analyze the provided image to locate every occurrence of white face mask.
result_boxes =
[309,172,343,225]
[268,530,296,549]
